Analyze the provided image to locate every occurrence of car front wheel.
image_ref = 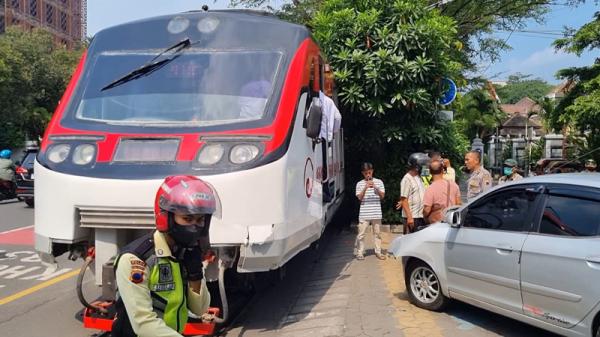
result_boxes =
[405,260,448,311]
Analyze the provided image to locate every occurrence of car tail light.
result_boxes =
[15,166,28,174]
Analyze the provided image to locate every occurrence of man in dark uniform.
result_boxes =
[112,175,215,337]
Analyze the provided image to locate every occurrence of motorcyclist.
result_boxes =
[112,175,214,337]
[418,153,433,187]
[0,149,16,195]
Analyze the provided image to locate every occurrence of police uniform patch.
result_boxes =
[130,271,144,283]
[152,263,176,292]
[159,264,173,283]
[130,259,146,268]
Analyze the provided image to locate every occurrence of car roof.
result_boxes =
[511,173,600,189]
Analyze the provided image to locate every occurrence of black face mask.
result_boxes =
[167,214,209,248]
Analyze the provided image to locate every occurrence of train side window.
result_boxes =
[304,56,321,129]
[319,56,325,91]
[309,56,320,97]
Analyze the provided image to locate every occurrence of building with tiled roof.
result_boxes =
[500,112,544,137]
[499,97,541,116]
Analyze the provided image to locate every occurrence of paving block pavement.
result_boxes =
[228,229,556,337]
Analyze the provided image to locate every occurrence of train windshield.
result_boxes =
[73,50,282,126]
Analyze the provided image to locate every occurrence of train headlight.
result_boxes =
[47,144,71,164]
[197,144,225,165]
[72,144,96,165]
[229,144,260,164]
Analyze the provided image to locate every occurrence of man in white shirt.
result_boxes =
[396,153,427,234]
[355,162,386,260]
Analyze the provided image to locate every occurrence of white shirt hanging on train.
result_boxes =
[319,91,342,142]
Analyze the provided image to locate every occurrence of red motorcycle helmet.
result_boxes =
[154,175,217,232]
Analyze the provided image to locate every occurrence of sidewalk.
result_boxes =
[228,229,552,337]
[228,229,403,337]
[276,230,401,337]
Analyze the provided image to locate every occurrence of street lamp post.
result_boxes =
[525,112,529,176]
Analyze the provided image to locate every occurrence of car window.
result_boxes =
[22,152,36,169]
[463,189,536,231]
[539,195,600,237]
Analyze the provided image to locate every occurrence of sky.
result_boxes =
[482,2,598,84]
[87,1,598,85]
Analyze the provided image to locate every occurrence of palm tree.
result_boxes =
[456,88,506,140]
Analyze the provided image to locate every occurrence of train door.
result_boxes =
[303,55,325,225]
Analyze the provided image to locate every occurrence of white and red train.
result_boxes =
[34,10,345,288]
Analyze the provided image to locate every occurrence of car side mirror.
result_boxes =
[305,97,322,139]
[444,206,461,228]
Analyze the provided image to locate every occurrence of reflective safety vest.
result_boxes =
[148,257,187,333]
[112,233,188,336]
[421,175,431,188]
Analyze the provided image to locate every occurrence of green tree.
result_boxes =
[454,88,505,140]
[535,96,556,131]
[496,73,554,104]
[440,1,550,68]
[311,0,465,222]
[0,27,83,149]
[550,11,600,164]
[229,0,554,68]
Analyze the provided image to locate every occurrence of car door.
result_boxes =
[445,186,541,313]
[520,185,600,329]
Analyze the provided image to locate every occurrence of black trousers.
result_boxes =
[402,217,426,234]
[111,298,137,337]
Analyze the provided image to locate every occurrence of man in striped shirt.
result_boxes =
[355,162,386,260]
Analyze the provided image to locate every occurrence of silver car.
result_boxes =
[389,173,600,337]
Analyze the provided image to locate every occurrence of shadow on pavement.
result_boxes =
[444,301,560,337]
[229,223,357,337]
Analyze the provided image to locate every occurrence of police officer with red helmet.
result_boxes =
[112,176,216,337]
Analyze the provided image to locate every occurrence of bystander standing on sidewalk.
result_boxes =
[396,153,427,234]
[442,158,456,183]
[423,160,461,225]
[355,162,386,261]
[465,150,492,200]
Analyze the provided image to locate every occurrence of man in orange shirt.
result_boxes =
[423,160,461,225]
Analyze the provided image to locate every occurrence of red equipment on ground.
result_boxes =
[83,305,220,336]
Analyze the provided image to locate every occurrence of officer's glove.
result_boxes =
[183,247,204,281]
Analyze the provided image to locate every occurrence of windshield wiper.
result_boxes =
[101,38,192,91]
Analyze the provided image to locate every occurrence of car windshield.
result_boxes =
[73,50,282,126]
[21,152,36,169]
